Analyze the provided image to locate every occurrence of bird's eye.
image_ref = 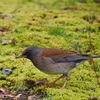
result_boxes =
[24,50,32,56]
[25,51,30,55]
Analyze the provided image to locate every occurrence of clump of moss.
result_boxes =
[0,0,100,100]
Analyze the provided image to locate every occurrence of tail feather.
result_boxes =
[67,54,100,62]
[55,54,100,63]
[91,56,100,58]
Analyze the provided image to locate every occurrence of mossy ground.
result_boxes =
[0,0,100,100]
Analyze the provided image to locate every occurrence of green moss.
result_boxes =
[0,0,100,99]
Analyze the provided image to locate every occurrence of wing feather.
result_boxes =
[40,48,76,62]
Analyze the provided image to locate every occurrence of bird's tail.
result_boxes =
[91,56,100,58]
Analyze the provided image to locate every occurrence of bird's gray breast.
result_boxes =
[35,57,76,75]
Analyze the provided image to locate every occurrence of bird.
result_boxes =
[16,46,100,88]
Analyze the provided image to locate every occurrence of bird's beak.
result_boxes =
[15,54,27,59]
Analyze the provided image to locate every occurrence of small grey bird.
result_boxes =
[16,46,100,88]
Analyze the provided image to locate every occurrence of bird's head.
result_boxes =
[15,46,39,59]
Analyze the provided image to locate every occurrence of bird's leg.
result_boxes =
[65,73,70,80]
[61,80,67,89]
[43,74,66,86]
[61,73,70,89]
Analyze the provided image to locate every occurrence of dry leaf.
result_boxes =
[0,87,10,94]
[0,87,14,99]
[0,27,8,32]
[15,93,22,99]
[1,38,17,45]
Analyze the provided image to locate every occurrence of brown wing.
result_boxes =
[40,48,76,61]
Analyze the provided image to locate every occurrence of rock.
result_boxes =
[2,68,12,75]
[88,96,98,100]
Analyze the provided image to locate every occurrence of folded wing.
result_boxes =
[41,48,100,63]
